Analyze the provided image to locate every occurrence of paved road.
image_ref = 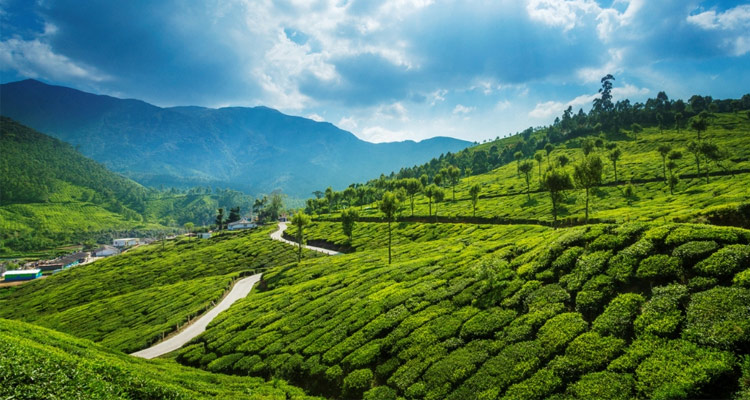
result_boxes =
[271,222,342,255]
[131,273,262,359]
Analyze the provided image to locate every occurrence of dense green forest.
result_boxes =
[0,117,263,252]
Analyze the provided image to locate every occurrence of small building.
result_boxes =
[198,232,213,239]
[113,238,139,248]
[93,245,119,257]
[3,269,42,281]
[37,252,89,272]
[227,219,257,231]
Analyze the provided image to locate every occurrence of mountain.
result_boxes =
[0,79,471,197]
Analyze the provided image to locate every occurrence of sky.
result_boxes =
[1,0,749,143]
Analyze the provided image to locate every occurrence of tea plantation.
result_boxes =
[176,222,750,399]
[0,226,321,353]
[0,318,321,399]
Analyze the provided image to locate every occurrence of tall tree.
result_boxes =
[446,166,461,201]
[544,143,554,164]
[657,144,671,181]
[557,154,570,168]
[687,140,702,176]
[608,148,622,184]
[631,123,643,140]
[674,112,683,134]
[424,184,439,216]
[401,178,422,216]
[666,151,682,195]
[215,208,225,230]
[469,184,481,217]
[690,113,709,140]
[656,113,664,134]
[325,186,335,213]
[699,141,721,184]
[433,188,445,222]
[343,187,356,208]
[514,151,523,177]
[290,211,311,263]
[519,160,534,200]
[379,192,399,264]
[573,155,604,221]
[534,151,544,184]
[341,207,358,244]
[227,206,241,223]
[581,139,595,156]
[543,168,574,224]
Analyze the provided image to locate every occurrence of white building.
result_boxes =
[113,238,139,248]
[199,232,212,239]
[227,219,257,231]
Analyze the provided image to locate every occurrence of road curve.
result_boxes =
[131,273,262,359]
[271,222,342,255]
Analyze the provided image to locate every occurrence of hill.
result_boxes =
[0,318,319,399]
[177,221,750,399]
[0,79,471,197]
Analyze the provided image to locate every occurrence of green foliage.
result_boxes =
[635,340,735,400]
[536,313,588,354]
[565,371,634,400]
[460,308,516,339]
[683,287,750,350]
[593,293,645,339]
[672,240,719,265]
[636,254,683,280]
[0,318,318,400]
[694,244,750,277]
[343,368,374,397]
[634,284,689,337]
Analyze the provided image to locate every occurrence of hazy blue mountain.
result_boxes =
[0,79,471,196]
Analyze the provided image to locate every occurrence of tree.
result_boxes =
[631,123,643,140]
[557,154,570,168]
[469,184,481,217]
[253,196,268,219]
[215,208,225,230]
[424,184,439,216]
[401,178,422,216]
[419,174,429,187]
[666,158,679,195]
[433,173,444,188]
[227,207,241,223]
[343,187,356,208]
[687,140,702,176]
[341,208,358,243]
[608,148,622,183]
[656,113,664,134]
[519,160,534,200]
[290,211,311,263]
[379,192,399,264]
[325,186,335,213]
[543,168,573,224]
[433,187,445,221]
[183,222,194,240]
[674,112,683,134]
[446,166,461,201]
[514,151,523,177]
[581,139,595,156]
[544,143,554,163]
[534,151,544,184]
[699,141,721,183]
[657,144,671,181]
[573,155,604,221]
[690,113,709,140]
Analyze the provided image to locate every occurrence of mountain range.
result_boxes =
[0,79,470,197]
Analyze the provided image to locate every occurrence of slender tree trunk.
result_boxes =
[661,157,667,181]
[452,185,456,201]
[410,195,414,216]
[551,195,558,224]
[428,198,432,216]
[387,219,391,264]
[297,228,303,263]
[585,187,589,221]
[526,178,531,200]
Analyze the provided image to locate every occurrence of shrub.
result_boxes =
[671,241,718,265]
[607,336,668,372]
[524,284,570,312]
[501,367,562,400]
[422,341,490,388]
[589,234,625,251]
[635,340,735,400]
[206,352,243,373]
[694,244,750,277]
[560,251,611,292]
[606,254,638,283]
[551,247,584,275]
[575,290,606,319]
[561,332,625,375]
[363,385,397,400]
[565,371,634,400]
[536,313,588,355]
[735,269,750,287]
[592,293,645,338]
[634,284,689,337]
[664,225,741,246]
[687,276,718,292]
[481,340,545,391]
[342,368,374,397]
[636,254,682,280]
[683,287,750,350]
[460,308,516,339]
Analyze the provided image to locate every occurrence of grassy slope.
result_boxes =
[177,222,750,400]
[0,318,320,400]
[334,112,750,225]
[0,226,322,353]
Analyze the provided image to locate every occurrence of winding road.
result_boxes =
[270,221,342,255]
[131,223,339,359]
[131,273,262,359]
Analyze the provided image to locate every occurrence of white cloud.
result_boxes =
[687,5,750,30]
[337,116,358,131]
[576,48,624,83]
[529,82,649,120]
[360,125,411,143]
[495,100,511,111]
[0,37,110,82]
[376,102,409,121]
[307,113,325,122]
[526,0,599,31]
[452,104,474,115]
[529,100,565,119]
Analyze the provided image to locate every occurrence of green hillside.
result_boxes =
[308,112,750,227]
[177,222,750,399]
[0,318,320,399]
[0,226,321,353]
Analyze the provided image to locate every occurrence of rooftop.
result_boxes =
[3,269,41,276]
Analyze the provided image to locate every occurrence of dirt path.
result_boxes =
[130,273,262,359]
[270,222,342,255]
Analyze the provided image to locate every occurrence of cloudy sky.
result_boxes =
[1,1,749,143]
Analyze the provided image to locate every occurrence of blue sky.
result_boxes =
[1,0,749,143]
